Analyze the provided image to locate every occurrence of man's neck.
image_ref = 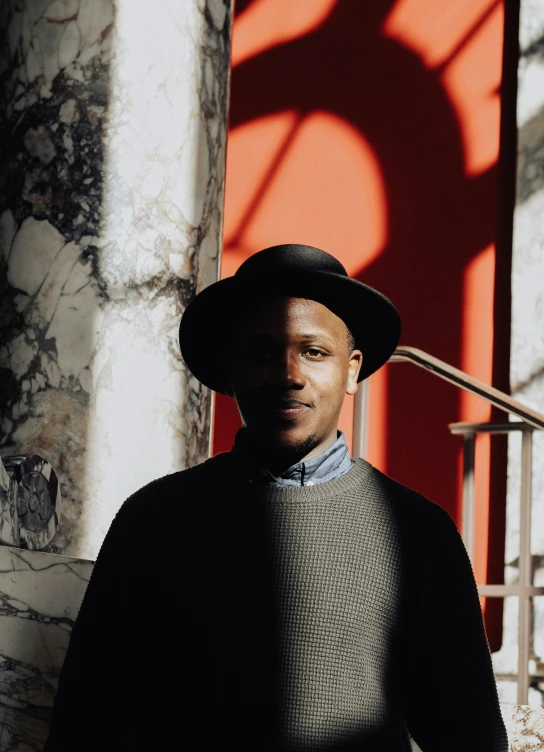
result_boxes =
[235,429,339,479]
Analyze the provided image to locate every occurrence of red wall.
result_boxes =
[213,0,512,649]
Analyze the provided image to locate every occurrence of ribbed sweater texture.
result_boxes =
[44,454,508,752]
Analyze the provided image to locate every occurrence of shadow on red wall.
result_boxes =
[214,0,509,650]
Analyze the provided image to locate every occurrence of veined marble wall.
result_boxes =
[510,706,544,750]
[0,0,232,560]
[491,0,544,717]
[0,545,93,751]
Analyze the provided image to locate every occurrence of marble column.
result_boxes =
[0,0,232,559]
[491,0,544,717]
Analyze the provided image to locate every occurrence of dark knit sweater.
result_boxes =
[44,454,508,752]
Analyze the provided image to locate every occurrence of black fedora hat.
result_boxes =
[179,244,401,394]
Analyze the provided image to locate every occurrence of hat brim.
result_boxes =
[179,270,401,395]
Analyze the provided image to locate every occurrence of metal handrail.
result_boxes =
[389,347,544,430]
[353,346,544,460]
[352,345,544,707]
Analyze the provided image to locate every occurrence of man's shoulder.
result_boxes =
[360,463,464,573]
[362,461,458,535]
[115,452,233,528]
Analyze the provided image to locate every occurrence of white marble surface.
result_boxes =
[510,705,544,751]
[0,0,232,559]
[511,0,544,559]
[0,545,93,752]
[491,0,544,712]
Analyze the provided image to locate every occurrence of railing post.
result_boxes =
[353,377,370,460]
[393,343,544,708]
[518,428,533,705]
[461,432,476,563]
[448,421,540,703]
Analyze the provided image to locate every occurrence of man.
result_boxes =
[44,244,508,751]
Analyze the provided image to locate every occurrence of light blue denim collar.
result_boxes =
[231,429,354,487]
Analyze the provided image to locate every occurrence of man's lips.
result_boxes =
[262,399,310,417]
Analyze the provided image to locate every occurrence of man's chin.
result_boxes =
[252,427,318,459]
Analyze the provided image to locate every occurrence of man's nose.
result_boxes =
[269,351,305,389]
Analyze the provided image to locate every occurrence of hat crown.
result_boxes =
[180,242,401,393]
[235,244,348,278]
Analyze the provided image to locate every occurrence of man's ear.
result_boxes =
[221,355,233,397]
[346,350,363,395]
[222,375,232,397]
[222,367,234,398]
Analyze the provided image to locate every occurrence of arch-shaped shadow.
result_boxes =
[216,0,508,648]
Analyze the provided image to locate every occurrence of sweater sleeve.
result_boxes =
[403,506,509,752]
[43,494,145,752]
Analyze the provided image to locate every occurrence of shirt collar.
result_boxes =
[231,429,353,486]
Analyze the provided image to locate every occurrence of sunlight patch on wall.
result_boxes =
[232,0,339,67]
[440,4,503,176]
[222,110,300,277]
[461,243,496,422]
[223,111,387,278]
[383,0,503,175]
[459,243,496,587]
[382,0,499,66]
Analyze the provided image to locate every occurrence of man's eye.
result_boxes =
[305,348,325,359]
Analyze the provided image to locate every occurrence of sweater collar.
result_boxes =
[231,429,354,487]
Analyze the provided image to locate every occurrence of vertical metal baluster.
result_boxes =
[461,432,476,563]
[518,428,533,705]
[207,389,216,459]
[353,377,370,460]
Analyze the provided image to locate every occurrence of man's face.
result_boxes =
[226,297,363,463]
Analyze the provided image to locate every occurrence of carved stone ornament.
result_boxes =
[0,454,60,551]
